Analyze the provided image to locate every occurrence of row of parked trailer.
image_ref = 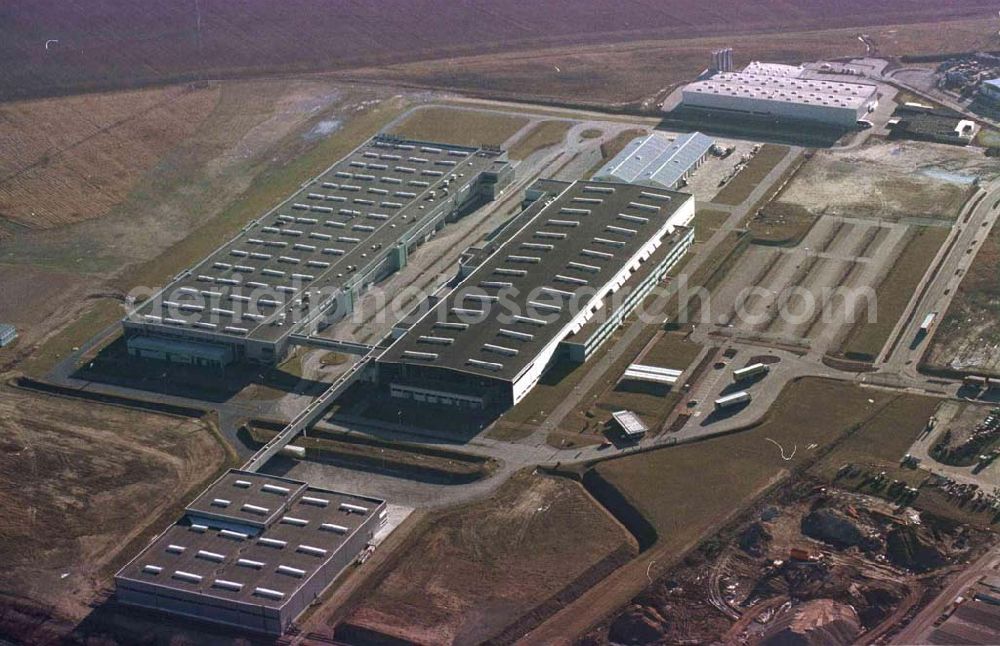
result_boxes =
[714,362,770,410]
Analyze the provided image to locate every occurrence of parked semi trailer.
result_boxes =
[733,362,769,382]
[715,391,751,410]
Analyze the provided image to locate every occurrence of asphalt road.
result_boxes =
[890,543,1000,644]
[876,181,1000,379]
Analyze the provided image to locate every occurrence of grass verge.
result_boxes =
[839,225,949,361]
[591,378,931,550]
[693,208,731,243]
[389,106,527,148]
[712,144,790,206]
[509,120,572,159]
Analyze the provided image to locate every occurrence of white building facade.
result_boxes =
[682,63,878,127]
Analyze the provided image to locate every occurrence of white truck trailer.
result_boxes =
[715,391,751,410]
[733,362,769,383]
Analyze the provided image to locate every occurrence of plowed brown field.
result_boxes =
[1,1,994,101]
[0,85,218,229]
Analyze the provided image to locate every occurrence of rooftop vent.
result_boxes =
[277,565,307,578]
[320,523,349,534]
[254,587,285,600]
[297,544,328,557]
[467,358,504,371]
[402,350,438,361]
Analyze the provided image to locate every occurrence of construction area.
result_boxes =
[586,481,994,645]
[578,375,999,645]
[775,140,989,222]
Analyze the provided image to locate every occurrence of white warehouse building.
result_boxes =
[681,62,878,127]
[593,131,715,191]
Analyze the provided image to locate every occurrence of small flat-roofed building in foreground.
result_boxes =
[612,410,648,440]
[620,363,682,386]
[115,470,386,635]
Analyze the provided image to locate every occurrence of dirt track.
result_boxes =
[0,386,228,622]
[339,471,637,645]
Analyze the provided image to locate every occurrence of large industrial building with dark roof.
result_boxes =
[115,470,386,634]
[376,179,694,411]
[123,135,512,367]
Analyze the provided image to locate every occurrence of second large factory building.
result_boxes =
[376,179,695,411]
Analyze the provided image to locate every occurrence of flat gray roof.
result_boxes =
[685,72,877,109]
[594,131,714,189]
[184,470,310,528]
[127,137,498,343]
[117,470,384,610]
[378,180,692,382]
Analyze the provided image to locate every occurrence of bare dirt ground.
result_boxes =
[0,386,228,624]
[338,470,637,645]
[777,140,993,222]
[0,262,92,359]
[927,211,1000,375]
[0,85,219,230]
[583,481,990,645]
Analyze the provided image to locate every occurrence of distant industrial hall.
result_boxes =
[682,61,879,127]
[123,135,513,367]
